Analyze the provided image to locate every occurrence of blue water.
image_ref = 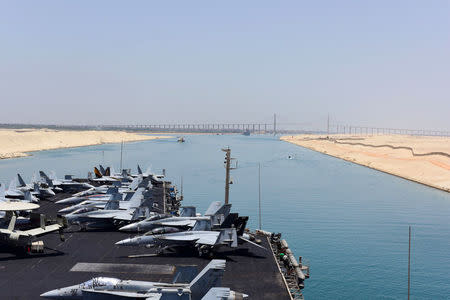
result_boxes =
[0,134,449,299]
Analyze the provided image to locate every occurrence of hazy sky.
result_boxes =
[1,1,449,130]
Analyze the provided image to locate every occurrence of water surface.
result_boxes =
[0,134,449,299]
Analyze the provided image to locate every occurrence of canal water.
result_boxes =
[0,134,449,299]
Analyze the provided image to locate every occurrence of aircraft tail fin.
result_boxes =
[204,201,224,216]
[137,164,143,175]
[17,174,26,187]
[105,167,111,176]
[104,193,122,210]
[99,165,106,175]
[39,171,49,181]
[180,206,196,217]
[192,219,211,231]
[93,167,103,178]
[127,188,144,208]
[210,204,232,227]
[189,259,226,299]
[217,228,238,248]
[128,175,142,191]
[138,177,150,189]
[33,182,40,194]
[105,187,119,195]
[24,190,33,202]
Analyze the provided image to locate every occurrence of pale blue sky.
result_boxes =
[0,1,449,130]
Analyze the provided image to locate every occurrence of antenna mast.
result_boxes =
[222,147,236,204]
[163,180,166,214]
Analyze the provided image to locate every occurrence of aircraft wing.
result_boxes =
[201,287,233,300]
[113,211,134,221]
[86,211,133,221]
[195,233,220,246]
[156,219,196,227]
[82,289,161,299]
[21,224,61,237]
[158,232,219,246]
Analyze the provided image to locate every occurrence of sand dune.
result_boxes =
[281,134,450,192]
[0,129,170,159]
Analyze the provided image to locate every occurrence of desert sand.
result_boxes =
[0,129,170,159]
[281,134,450,192]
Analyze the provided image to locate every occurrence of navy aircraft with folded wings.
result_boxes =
[40,259,248,299]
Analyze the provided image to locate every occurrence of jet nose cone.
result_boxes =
[57,207,72,213]
[41,285,80,299]
[118,223,137,232]
[40,289,60,299]
[55,197,75,205]
[115,238,132,246]
[116,236,148,246]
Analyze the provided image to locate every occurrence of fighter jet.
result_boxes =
[16,173,56,198]
[133,164,166,182]
[55,186,121,207]
[0,201,65,254]
[63,193,149,230]
[58,188,145,214]
[119,201,230,233]
[116,215,263,257]
[90,165,134,183]
[116,217,239,256]
[56,176,148,206]
[40,171,93,192]
[1,179,39,203]
[40,259,248,299]
[3,177,41,202]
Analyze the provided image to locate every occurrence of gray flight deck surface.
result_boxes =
[0,195,290,300]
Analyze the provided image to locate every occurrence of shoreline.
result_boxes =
[281,134,450,193]
[0,129,171,160]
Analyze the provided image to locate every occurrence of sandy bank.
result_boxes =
[0,129,171,159]
[281,134,450,192]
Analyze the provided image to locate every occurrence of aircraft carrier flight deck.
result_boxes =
[0,194,299,300]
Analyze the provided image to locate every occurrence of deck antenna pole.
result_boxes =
[221,147,237,205]
[119,140,124,172]
[258,162,262,230]
[408,226,411,300]
[163,180,166,214]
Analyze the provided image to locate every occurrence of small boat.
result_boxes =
[243,130,251,136]
[177,137,185,143]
